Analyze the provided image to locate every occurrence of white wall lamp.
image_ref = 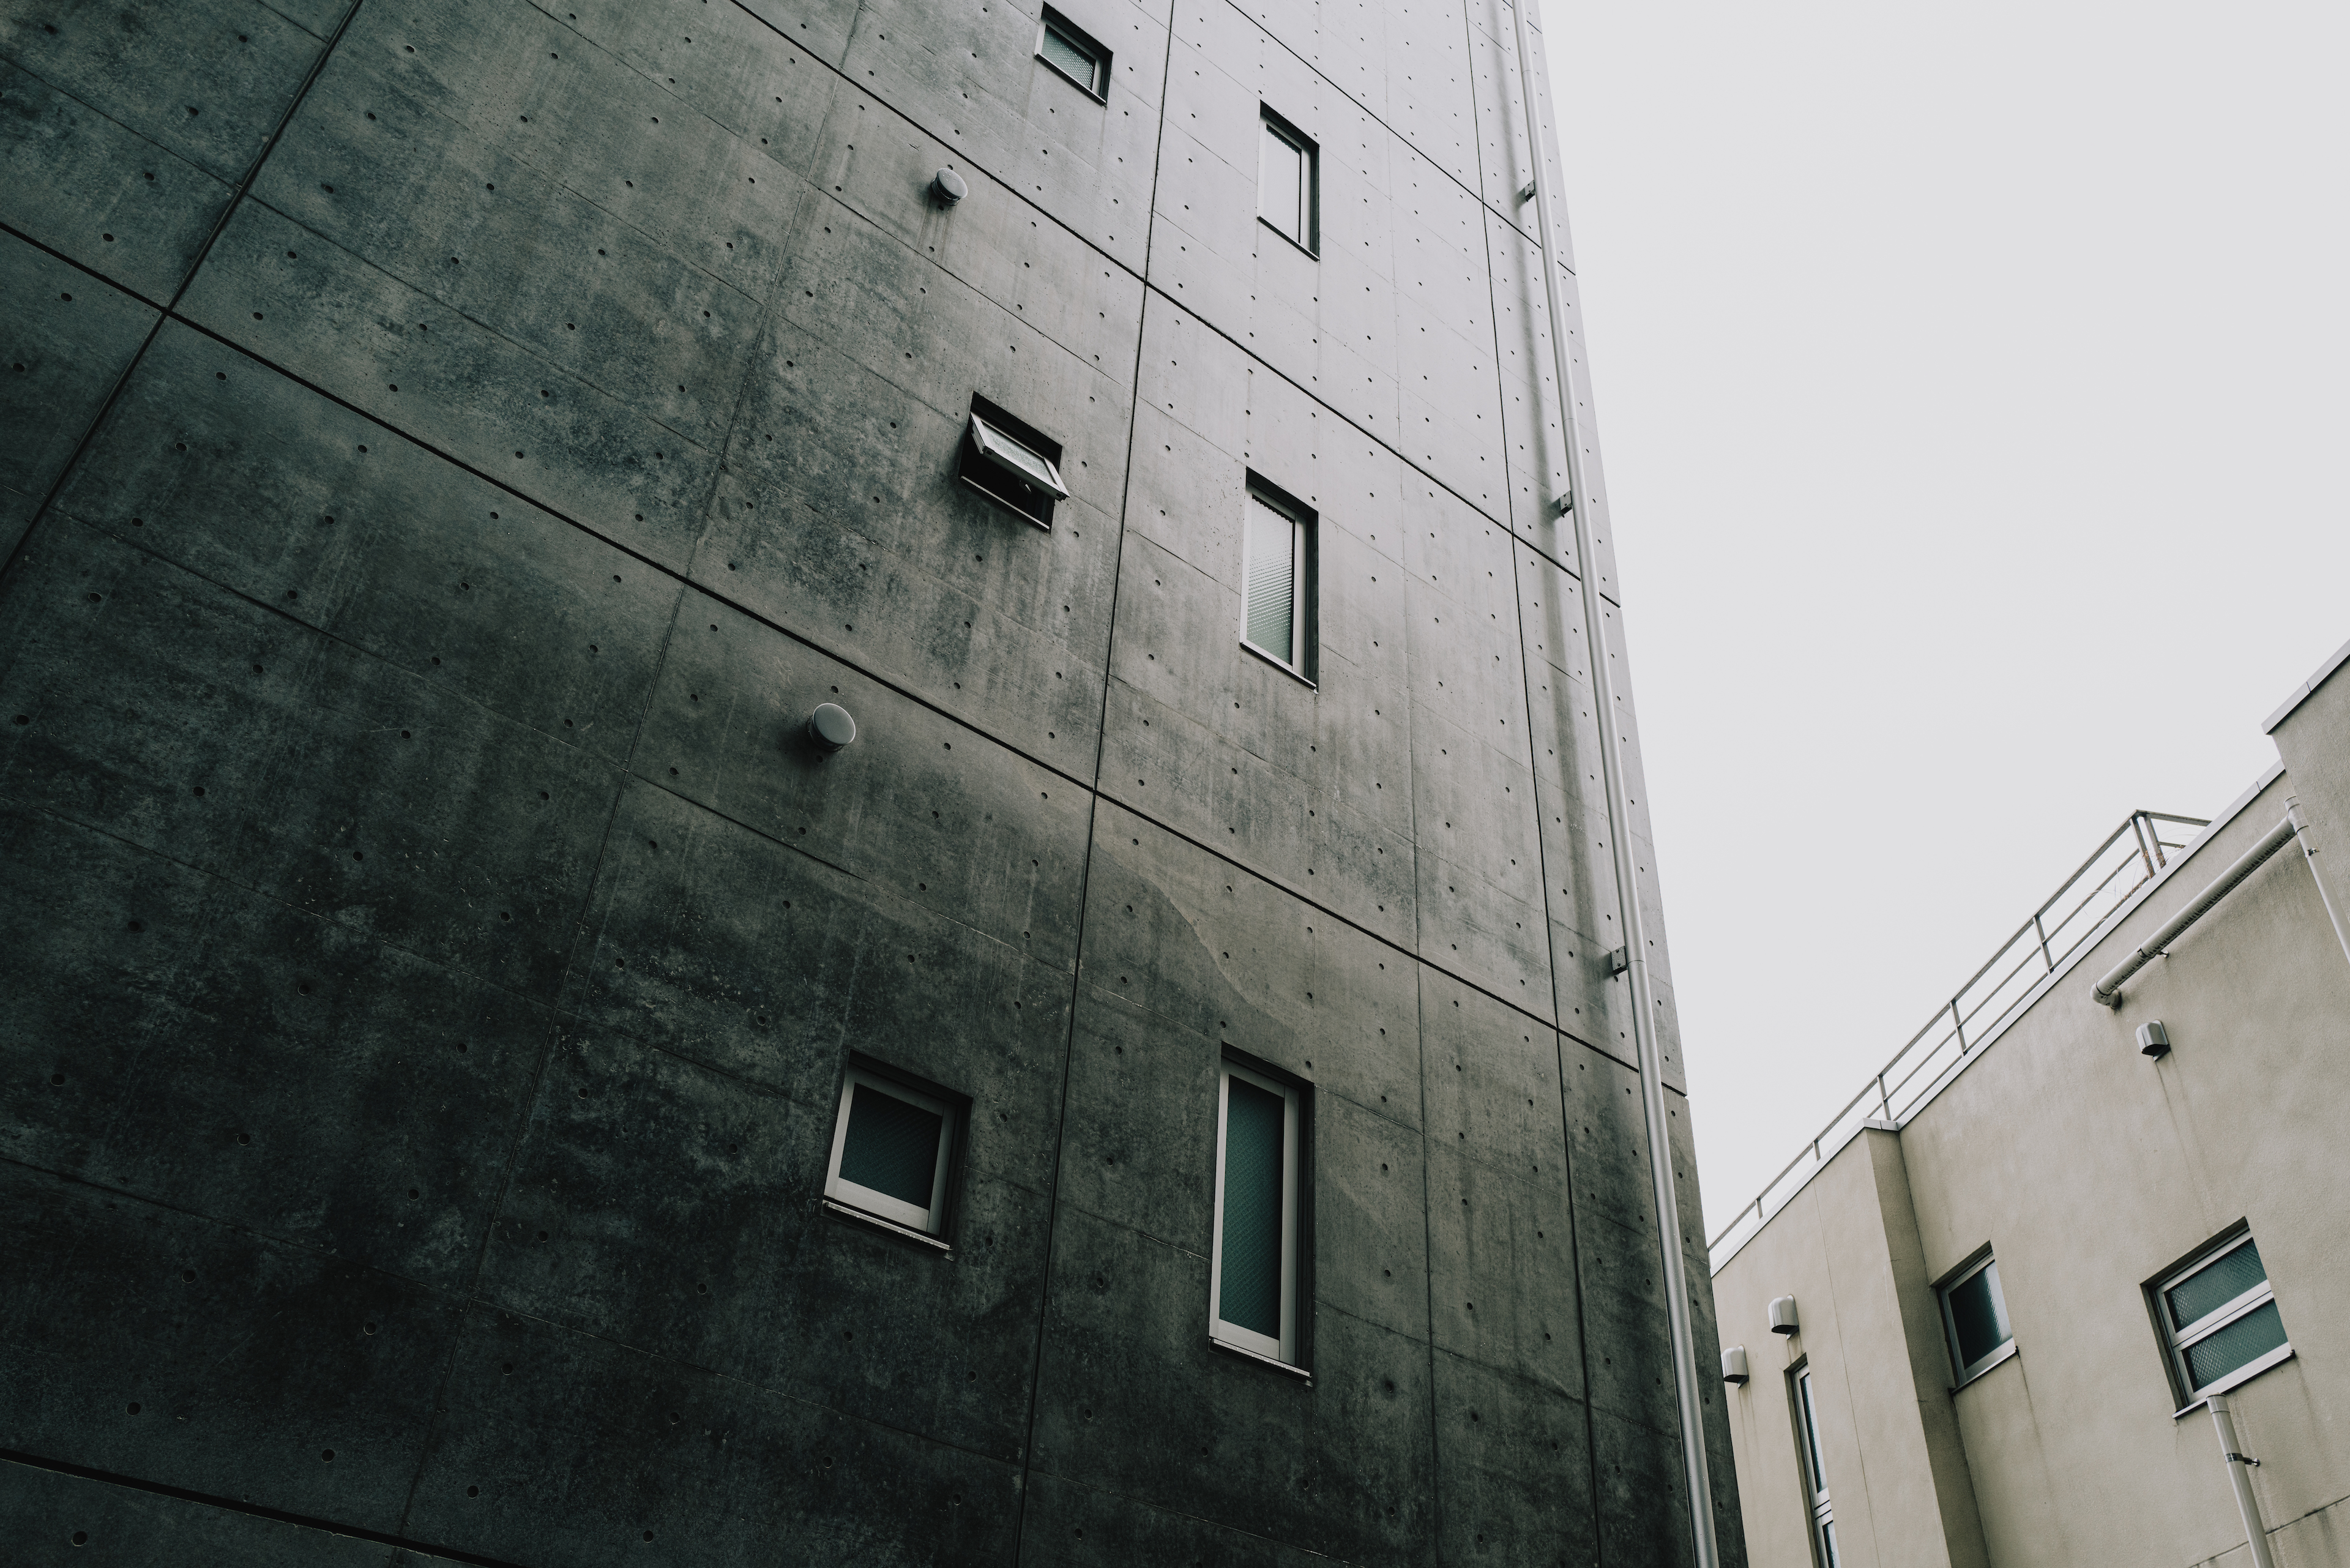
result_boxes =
[807,702,856,755]
[1769,1296,1800,1336]
[1721,1345,1749,1386]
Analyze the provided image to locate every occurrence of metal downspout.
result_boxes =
[2207,1395,2280,1568]
[1502,6,1721,1563]
[2287,797,2350,974]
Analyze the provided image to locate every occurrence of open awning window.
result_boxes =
[969,413,1068,500]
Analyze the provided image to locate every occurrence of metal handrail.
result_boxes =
[1706,810,2207,1271]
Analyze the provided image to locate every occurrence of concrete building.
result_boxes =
[1709,638,2350,1568]
[0,1,1743,1565]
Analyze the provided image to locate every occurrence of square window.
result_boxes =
[1240,480,1315,681]
[1037,9,1109,98]
[1936,1252,2015,1386]
[1259,108,1317,253]
[1210,1058,1304,1367]
[824,1065,958,1241]
[958,395,1067,529]
[2153,1232,2291,1404]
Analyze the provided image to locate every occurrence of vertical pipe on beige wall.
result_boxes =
[2206,1396,2280,1568]
[1502,4,1720,1562]
[2286,797,2350,973]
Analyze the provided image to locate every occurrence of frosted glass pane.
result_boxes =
[2184,1300,2287,1391]
[840,1084,942,1207]
[1040,27,1095,89]
[1261,125,1303,241]
[1245,502,1295,660]
[1218,1079,1285,1337]
[2167,1239,2265,1332]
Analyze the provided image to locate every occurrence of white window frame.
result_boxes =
[1036,9,1108,98]
[968,412,1069,500]
[1937,1252,2018,1388]
[1208,1060,1300,1367]
[824,1066,955,1239]
[1258,108,1316,255]
[1791,1364,1841,1568]
[1240,489,1312,681]
[2156,1232,2292,1408]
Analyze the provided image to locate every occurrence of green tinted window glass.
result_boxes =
[1218,1078,1285,1337]
[2183,1299,2288,1392]
[840,1084,943,1207]
[2167,1239,2264,1331]
[1947,1261,2012,1369]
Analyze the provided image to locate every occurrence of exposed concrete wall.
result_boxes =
[0,0,1738,1563]
[1715,663,2350,1568]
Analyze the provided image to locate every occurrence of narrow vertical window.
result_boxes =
[1209,1060,1301,1365]
[1037,9,1109,97]
[2154,1231,2291,1403]
[1792,1365,1840,1568]
[1258,108,1316,253]
[1937,1252,2016,1386]
[1241,484,1313,680]
[824,1066,958,1241]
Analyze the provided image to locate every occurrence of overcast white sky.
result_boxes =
[1536,0,2350,1240]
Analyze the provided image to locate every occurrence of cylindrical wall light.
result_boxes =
[807,702,857,754]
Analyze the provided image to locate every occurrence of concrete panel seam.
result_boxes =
[0,220,173,316]
[709,0,1573,575]
[1005,20,1184,1558]
[1468,0,1609,1528]
[0,1445,530,1568]
[0,0,367,587]
[66,307,1596,1048]
[0,775,553,1040]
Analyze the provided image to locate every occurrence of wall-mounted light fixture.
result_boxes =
[807,703,856,754]
[1721,1345,1749,1386]
[1769,1296,1800,1336]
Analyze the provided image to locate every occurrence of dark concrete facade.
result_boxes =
[0,0,1742,1564]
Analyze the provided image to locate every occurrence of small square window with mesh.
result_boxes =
[1037,10,1108,98]
[824,1064,963,1242]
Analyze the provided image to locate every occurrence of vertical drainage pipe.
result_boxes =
[1502,5,1721,1564]
[2207,1395,2279,1568]
[2288,797,2350,973]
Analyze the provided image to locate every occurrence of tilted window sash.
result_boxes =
[969,413,1069,499]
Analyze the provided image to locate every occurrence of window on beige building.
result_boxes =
[1937,1251,2016,1387]
[2154,1231,2291,1405]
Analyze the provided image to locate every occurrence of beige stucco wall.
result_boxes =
[1715,646,2350,1568]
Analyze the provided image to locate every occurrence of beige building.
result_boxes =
[1708,635,2350,1568]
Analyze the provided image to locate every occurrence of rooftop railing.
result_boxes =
[1705,809,2208,1272]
